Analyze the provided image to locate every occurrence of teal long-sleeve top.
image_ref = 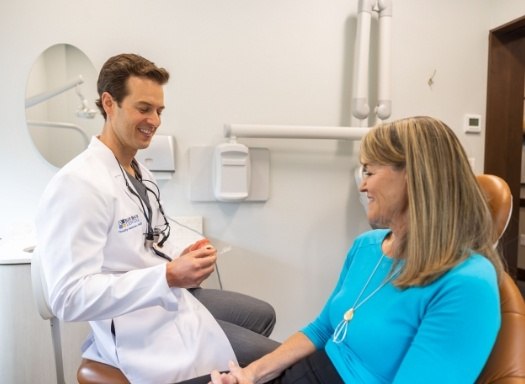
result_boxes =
[302,229,500,383]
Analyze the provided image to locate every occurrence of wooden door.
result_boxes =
[485,15,525,279]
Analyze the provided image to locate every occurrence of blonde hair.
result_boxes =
[360,116,504,287]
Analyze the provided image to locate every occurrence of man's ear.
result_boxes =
[101,92,115,117]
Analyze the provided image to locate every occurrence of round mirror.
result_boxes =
[25,44,101,168]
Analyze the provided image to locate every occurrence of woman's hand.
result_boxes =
[209,361,254,384]
[209,333,316,384]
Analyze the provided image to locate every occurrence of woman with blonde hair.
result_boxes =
[180,116,504,384]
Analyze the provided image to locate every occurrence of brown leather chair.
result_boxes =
[476,174,525,383]
[77,358,129,384]
[477,271,525,383]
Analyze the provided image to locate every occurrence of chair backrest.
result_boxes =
[478,271,525,383]
[30,248,53,319]
[476,174,512,246]
[30,249,65,384]
[31,249,129,384]
[475,174,525,383]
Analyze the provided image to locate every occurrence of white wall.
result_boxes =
[1,0,524,381]
[489,0,525,28]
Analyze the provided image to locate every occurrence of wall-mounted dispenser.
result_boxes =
[189,145,269,203]
[135,135,176,180]
[213,142,250,202]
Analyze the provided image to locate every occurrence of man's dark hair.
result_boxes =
[95,53,170,119]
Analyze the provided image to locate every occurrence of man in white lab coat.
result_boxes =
[34,53,278,384]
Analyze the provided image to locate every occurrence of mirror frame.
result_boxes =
[25,44,101,168]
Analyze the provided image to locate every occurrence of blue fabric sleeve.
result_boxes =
[391,258,500,383]
[300,229,500,383]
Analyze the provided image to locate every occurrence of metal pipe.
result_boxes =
[27,120,90,147]
[351,0,375,121]
[376,0,392,120]
[25,75,84,108]
[224,124,371,140]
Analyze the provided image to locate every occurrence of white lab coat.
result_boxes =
[34,137,236,384]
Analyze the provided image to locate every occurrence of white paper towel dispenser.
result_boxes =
[136,135,175,179]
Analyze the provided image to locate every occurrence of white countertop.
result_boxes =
[0,221,36,264]
[0,237,34,264]
[0,216,204,265]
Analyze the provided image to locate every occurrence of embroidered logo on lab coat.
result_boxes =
[118,214,142,233]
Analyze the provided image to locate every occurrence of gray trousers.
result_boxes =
[190,288,280,366]
[175,349,344,384]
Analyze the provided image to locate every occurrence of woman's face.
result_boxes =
[359,163,408,231]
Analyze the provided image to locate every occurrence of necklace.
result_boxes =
[332,253,399,344]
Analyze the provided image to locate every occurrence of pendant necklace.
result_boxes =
[332,253,400,344]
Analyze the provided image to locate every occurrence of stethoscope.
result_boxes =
[116,157,172,261]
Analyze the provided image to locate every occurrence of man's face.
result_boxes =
[106,76,165,153]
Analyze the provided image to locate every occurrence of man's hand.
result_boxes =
[185,238,211,253]
[166,239,217,288]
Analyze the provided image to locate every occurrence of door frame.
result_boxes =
[484,15,525,279]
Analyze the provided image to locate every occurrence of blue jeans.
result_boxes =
[190,288,280,366]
